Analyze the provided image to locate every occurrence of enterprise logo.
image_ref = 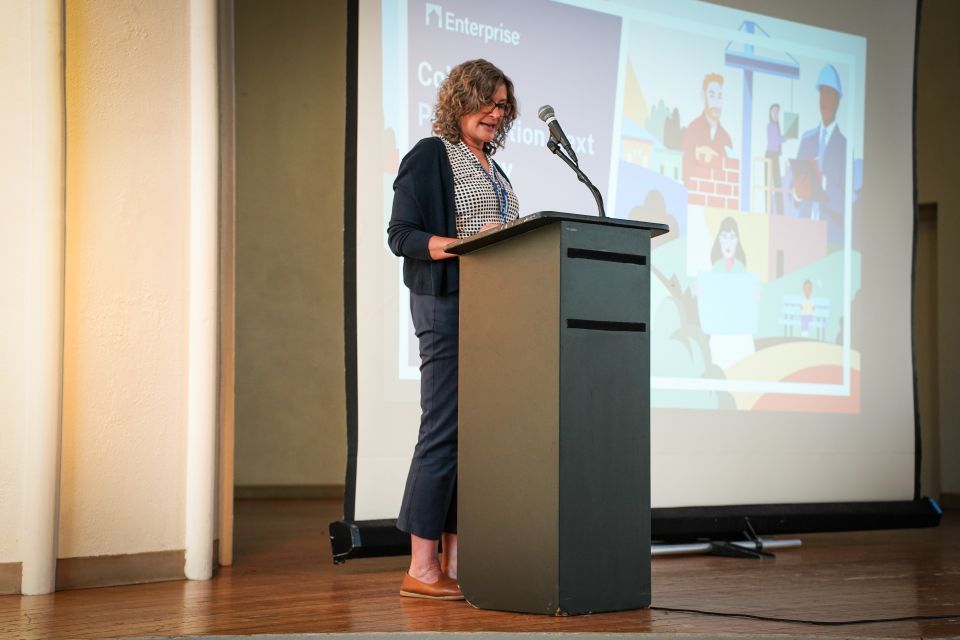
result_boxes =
[424,3,521,46]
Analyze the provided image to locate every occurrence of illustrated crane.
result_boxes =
[725,21,800,212]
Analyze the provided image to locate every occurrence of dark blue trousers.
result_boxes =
[397,291,459,540]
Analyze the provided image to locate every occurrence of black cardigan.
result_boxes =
[387,136,511,295]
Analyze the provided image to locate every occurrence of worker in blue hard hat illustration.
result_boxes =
[791,64,847,247]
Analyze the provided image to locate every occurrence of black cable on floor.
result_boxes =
[651,606,960,626]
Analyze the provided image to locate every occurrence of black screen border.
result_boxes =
[335,0,934,557]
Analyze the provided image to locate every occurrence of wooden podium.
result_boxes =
[446,212,668,616]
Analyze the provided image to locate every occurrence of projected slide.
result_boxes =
[356,0,916,518]
[381,0,866,414]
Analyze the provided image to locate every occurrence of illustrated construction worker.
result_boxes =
[792,64,847,247]
[683,72,733,181]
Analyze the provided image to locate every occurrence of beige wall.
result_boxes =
[0,0,32,564]
[917,0,960,495]
[59,0,191,558]
[0,0,349,586]
[234,0,348,487]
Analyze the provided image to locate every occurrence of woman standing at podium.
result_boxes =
[387,59,520,600]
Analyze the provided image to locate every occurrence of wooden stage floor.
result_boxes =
[4,499,960,639]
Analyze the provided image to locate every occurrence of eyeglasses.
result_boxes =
[483,101,510,115]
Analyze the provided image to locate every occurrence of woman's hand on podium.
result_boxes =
[428,224,500,261]
[428,235,458,261]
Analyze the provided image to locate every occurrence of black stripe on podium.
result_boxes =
[567,247,647,265]
[567,319,646,332]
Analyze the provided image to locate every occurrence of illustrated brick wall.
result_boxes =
[685,157,740,209]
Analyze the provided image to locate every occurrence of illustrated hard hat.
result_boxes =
[816,64,843,98]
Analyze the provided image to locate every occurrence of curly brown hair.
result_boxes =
[432,59,518,155]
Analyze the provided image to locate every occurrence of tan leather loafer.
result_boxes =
[400,572,464,600]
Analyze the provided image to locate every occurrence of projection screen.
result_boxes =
[342,0,928,537]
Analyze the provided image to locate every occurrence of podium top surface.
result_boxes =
[445,211,669,256]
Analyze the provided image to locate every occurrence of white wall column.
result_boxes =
[21,0,66,596]
[185,0,220,581]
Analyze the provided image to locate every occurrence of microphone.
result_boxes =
[538,105,578,165]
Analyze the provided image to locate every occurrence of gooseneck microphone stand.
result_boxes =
[546,137,606,217]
